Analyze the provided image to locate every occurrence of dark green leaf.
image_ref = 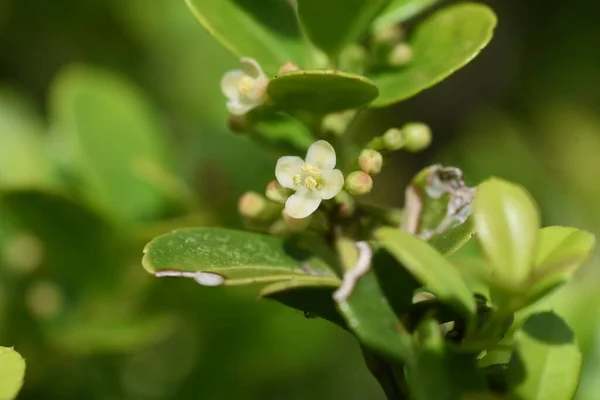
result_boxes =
[142,228,340,286]
[260,280,344,327]
[507,312,581,400]
[0,346,25,400]
[371,3,497,106]
[50,65,173,223]
[296,0,390,58]
[474,178,540,287]
[185,0,306,74]
[375,227,476,318]
[409,318,487,400]
[268,69,378,113]
[371,0,442,31]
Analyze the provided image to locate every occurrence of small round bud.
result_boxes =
[382,128,404,150]
[228,114,251,133]
[388,43,413,67]
[402,122,432,152]
[265,180,291,204]
[372,24,405,46]
[339,44,368,74]
[358,149,383,175]
[278,61,300,75]
[334,190,356,217]
[282,210,311,232]
[345,171,373,196]
[312,48,330,69]
[26,281,64,319]
[322,110,355,136]
[238,191,268,219]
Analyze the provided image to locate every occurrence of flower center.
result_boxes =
[238,76,255,95]
[293,163,324,191]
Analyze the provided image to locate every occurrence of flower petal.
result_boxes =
[275,156,303,189]
[227,100,255,116]
[240,57,266,80]
[318,169,344,199]
[285,187,321,219]
[306,140,336,170]
[221,70,245,100]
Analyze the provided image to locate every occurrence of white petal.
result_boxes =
[306,140,336,170]
[275,156,303,189]
[221,70,244,100]
[285,188,321,219]
[227,100,255,116]
[240,57,266,80]
[318,169,344,199]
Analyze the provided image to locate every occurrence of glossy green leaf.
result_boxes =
[268,70,378,113]
[143,228,340,286]
[371,3,497,106]
[0,88,56,189]
[409,319,486,400]
[371,0,442,31]
[474,178,540,286]
[0,346,25,400]
[296,0,389,58]
[375,227,476,318]
[508,312,581,400]
[185,0,305,75]
[50,65,172,223]
[523,226,595,307]
[260,280,344,327]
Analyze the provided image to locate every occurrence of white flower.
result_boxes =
[275,140,344,219]
[221,57,269,116]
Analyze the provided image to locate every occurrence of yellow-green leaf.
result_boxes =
[0,346,26,400]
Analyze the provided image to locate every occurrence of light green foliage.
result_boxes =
[50,66,173,223]
[371,3,497,106]
[267,69,379,113]
[508,312,582,400]
[372,0,443,31]
[185,0,306,74]
[0,346,25,400]
[296,0,390,59]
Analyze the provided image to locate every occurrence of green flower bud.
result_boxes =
[382,128,404,150]
[402,122,432,152]
[388,43,413,67]
[265,180,291,204]
[334,190,356,217]
[358,149,383,175]
[282,210,312,232]
[372,24,405,46]
[321,110,356,136]
[345,171,373,196]
[238,191,280,221]
[339,44,368,75]
[277,61,300,75]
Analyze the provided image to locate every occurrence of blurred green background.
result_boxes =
[1,0,600,399]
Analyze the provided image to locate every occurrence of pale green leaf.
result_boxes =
[508,312,581,400]
[375,227,476,318]
[371,0,442,32]
[371,3,497,106]
[0,346,26,400]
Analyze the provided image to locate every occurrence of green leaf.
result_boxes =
[474,178,540,287]
[50,65,173,223]
[371,3,497,106]
[0,88,56,189]
[260,280,344,327]
[142,228,341,286]
[409,318,486,400]
[0,346,25,400]
[507,312,581,400]
[267,69,378,113]
[375,227,476,318]
[296,0,390,59]
[185,0,305,75]
[251,112,315,152]
[337,270,413,363]
[371,0,442,32]
[523,226,595,307]
[402,165,476,256]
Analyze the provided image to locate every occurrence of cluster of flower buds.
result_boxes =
[368,122,432,152]
[371,24,413,69]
